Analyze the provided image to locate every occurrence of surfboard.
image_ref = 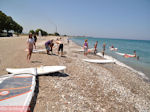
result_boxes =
[83,59,115,64]
[109,47,118,51]
[6,66,66,75]
[116,52,135,57]
[115,52,125,56]
[75,48,94,52]
[0,69,36,112]
[25,49,46,53]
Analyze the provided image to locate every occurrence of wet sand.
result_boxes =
[0,36,150,112]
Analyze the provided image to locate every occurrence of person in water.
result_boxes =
[102,43,106,57]
[33,33,37,49]
[27,34,35,61]
[83,39,88,56]
[94,41,98,54]
[133,50,139,60]
[45,39,54,55]
[124,50,139,60]
[111,45,114,48]
[56,38,64,56]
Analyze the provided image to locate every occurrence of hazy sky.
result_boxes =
[0,0,150,40]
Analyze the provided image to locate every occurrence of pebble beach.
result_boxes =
[0,36,150,112]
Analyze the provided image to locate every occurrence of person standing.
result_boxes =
[27,34,34,62]
[102,43,106,57]
[83,39,88,56]
[94,41,98,54]
[67,37,70,44]
[33,34,37,49]
[56,38,64,56]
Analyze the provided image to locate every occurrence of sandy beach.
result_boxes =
[0,36,150,112]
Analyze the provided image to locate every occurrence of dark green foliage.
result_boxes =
[54,32,60,36]
[29,30,35,34]
[0,10,23,36]
[34,29,48,36]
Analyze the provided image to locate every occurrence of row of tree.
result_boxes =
[0,10,23,36]
[29,29,60,36]
[29,29,48,36]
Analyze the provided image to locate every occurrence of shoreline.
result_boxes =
[0,36,150,111]
[71,37,150,81]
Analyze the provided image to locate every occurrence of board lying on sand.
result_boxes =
[83,59,115,64]
[75,48,94,52]
[6,66,66,75]
[0,69,36,112]
[25,49,46,53]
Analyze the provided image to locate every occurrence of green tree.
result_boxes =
[35,28,48,36]
[54,32,60,36]
[0,10,23,36]
[0,11,7,33]
[29,30,35,34]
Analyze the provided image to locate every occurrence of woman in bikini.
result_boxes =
[27,34,35,62]
[83,39,88,56]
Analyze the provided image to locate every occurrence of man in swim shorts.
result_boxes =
[94,41,98,54]
[56,38,63,56]
[102,43,106,57]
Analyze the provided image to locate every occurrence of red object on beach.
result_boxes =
[124,54,135,58]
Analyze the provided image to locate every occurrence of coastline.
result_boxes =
[0,36,150,111]
[71,36,150,80]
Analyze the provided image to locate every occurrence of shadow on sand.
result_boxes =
[30,72,69,111]
[31,61,42,63]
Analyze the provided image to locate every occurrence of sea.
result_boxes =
[71,37,150,80]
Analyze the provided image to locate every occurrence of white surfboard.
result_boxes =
[25,49,46,53]
[6,66,66,75]
[83,59,115,64]
[75,48,94,52]
[115,52,135,57]
[115,52,125,56]
[0,69,36,112]
[109,47,118,51]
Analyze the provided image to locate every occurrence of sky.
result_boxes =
[0,0,150,40]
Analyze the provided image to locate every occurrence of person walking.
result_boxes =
[27,34,34,62]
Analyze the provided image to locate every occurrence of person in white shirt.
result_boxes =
[27,34,35,61]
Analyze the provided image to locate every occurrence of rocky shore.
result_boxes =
[0,36,150,112]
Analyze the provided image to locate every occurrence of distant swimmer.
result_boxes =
[124,50,139,60]
[27,34,35,62]
[102,43,106,57]
[83,39,88,56]
[94,41,98,54]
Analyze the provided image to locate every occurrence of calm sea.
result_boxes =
[71,37,150,79]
